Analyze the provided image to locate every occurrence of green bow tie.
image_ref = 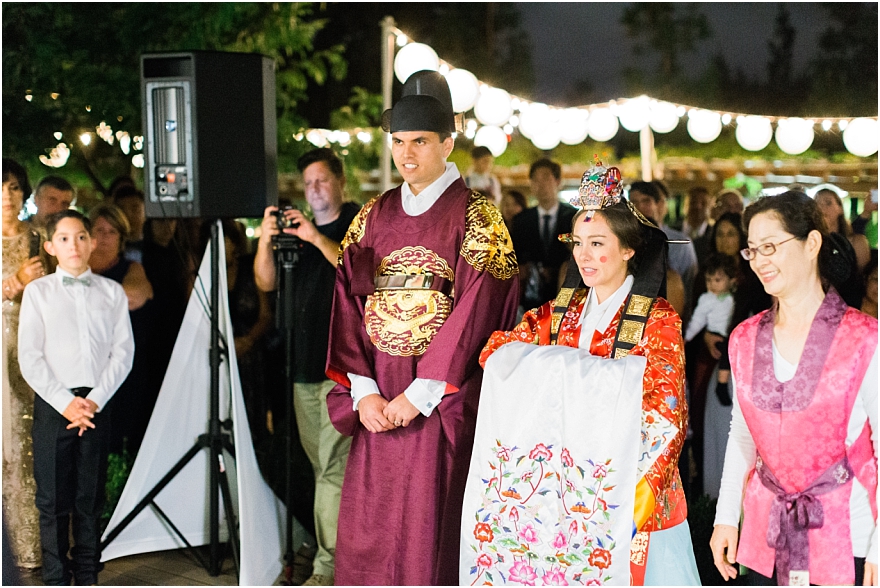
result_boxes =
[62,276,91,287]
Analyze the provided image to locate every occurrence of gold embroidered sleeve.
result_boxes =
[337,195,380,266]
[459,191,518,280]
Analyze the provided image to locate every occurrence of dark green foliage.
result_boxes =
[101,446,134,530]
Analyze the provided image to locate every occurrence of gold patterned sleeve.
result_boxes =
[337,195,379,266]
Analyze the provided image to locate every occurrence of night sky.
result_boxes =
[518,3,827,105]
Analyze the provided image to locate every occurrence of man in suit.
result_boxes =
[510,158,576,312]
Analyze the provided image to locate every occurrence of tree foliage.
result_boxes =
[2,3,347,189]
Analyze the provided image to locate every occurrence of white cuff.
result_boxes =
[348,373,380,411]
[403,378,446,417]
[868,526,878,565]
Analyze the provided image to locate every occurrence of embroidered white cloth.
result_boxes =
[460,342,647,586]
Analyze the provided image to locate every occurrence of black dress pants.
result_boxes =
[746,557,866,586]
[32,392,109,586]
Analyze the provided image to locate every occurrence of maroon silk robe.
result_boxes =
[326,178,520,585]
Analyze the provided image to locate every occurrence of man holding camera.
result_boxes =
[324,70,520,585]
[254,148,360,587]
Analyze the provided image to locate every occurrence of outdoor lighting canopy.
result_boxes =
[444,68,480,113]
[531,122,563,151]
[474,125,508,157]
[587,107,620,142]
[393,42,439,83]
[735,116,773,152]
[474,87,513,127]
[775,117,814,155]
[842,117,879,157]
[686,109,723,143]
[649,101,680,133]
[559,108,589,145]
[618,96,651,132]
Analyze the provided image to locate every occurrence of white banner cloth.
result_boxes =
[101,225,305,585]
[460,342,647,586]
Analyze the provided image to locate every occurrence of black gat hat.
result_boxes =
[381,70,464,134]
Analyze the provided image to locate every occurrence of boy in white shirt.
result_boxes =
[685,253,737,403]
[18,210,134,586]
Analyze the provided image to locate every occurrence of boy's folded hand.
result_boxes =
[62,397,98,435]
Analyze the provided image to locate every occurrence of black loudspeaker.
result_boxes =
[141,51,277,218]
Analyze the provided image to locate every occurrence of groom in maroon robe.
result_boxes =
[325,70,520,585]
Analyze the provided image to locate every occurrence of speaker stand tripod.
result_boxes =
[102,221,240,578]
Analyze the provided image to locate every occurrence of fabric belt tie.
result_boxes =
[756,454,852,583]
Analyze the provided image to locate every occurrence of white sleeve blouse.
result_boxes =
[714,343,878,563]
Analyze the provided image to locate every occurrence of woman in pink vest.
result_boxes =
[710,191,878,585]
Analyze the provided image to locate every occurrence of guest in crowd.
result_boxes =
[324,70,519,585]
[2,159,45,574]
[474,162,699,585]
[113,186,147,264]
[815,188,871,273]
[464,145,502,206]
[711,191,877,586]
[30,176,74,228]
[852,192,878,251]
[216,220,273,449]
[628,181,698,324]
[711,188,745,222]
[511,158,576,312]
[683,186,713,266]
[500,188,527,230]
[88,203,154,455]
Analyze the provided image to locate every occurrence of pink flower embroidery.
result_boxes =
[551,531,568,550]
[585,579,603,586]
[521,471,534,482]
[476,553,494,569]
[592,464,607,479]
[565,479,575,492]
[518,522,539,544]
[569,520,578,536]
[508,561,538,586]
[509,507,520,522]
[497,446,511,462]
[542,568,569,586]
[583,532,594,545]
[529,443,553,462]
[561,448,574,468]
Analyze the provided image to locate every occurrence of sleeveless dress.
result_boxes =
[2,227,44,569]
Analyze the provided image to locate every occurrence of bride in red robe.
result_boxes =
[471,163,700,585]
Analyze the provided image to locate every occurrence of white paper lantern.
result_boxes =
[559,108,590,145]
[649,101,679,133]
[587,107,619,142]
[444,68,479,113]
[686,109,723,143]
[517,102,550,140]
[735,116,773,151]
[531,126,562,150]
[474,87,513,127]
[842,117,878,157]
[618,96,651,132]
[474,125,508,157]
[393,43,439,83]
[775,118,814,155]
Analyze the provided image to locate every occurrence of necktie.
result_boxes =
[542,214,553,252]
[62,276,91,287]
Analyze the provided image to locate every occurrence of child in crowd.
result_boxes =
[18,210,134,586]
[685,253,737,403]
[464,145,502,206]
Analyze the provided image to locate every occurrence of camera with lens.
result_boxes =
[271,204,300,231]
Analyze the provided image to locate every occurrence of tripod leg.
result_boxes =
[149,501,211,571]
[217,454,240,581]
[101,438,208,550]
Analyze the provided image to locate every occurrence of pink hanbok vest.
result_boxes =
[729,289,877,585]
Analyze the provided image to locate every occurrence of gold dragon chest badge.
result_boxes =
[364,246,454,357]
